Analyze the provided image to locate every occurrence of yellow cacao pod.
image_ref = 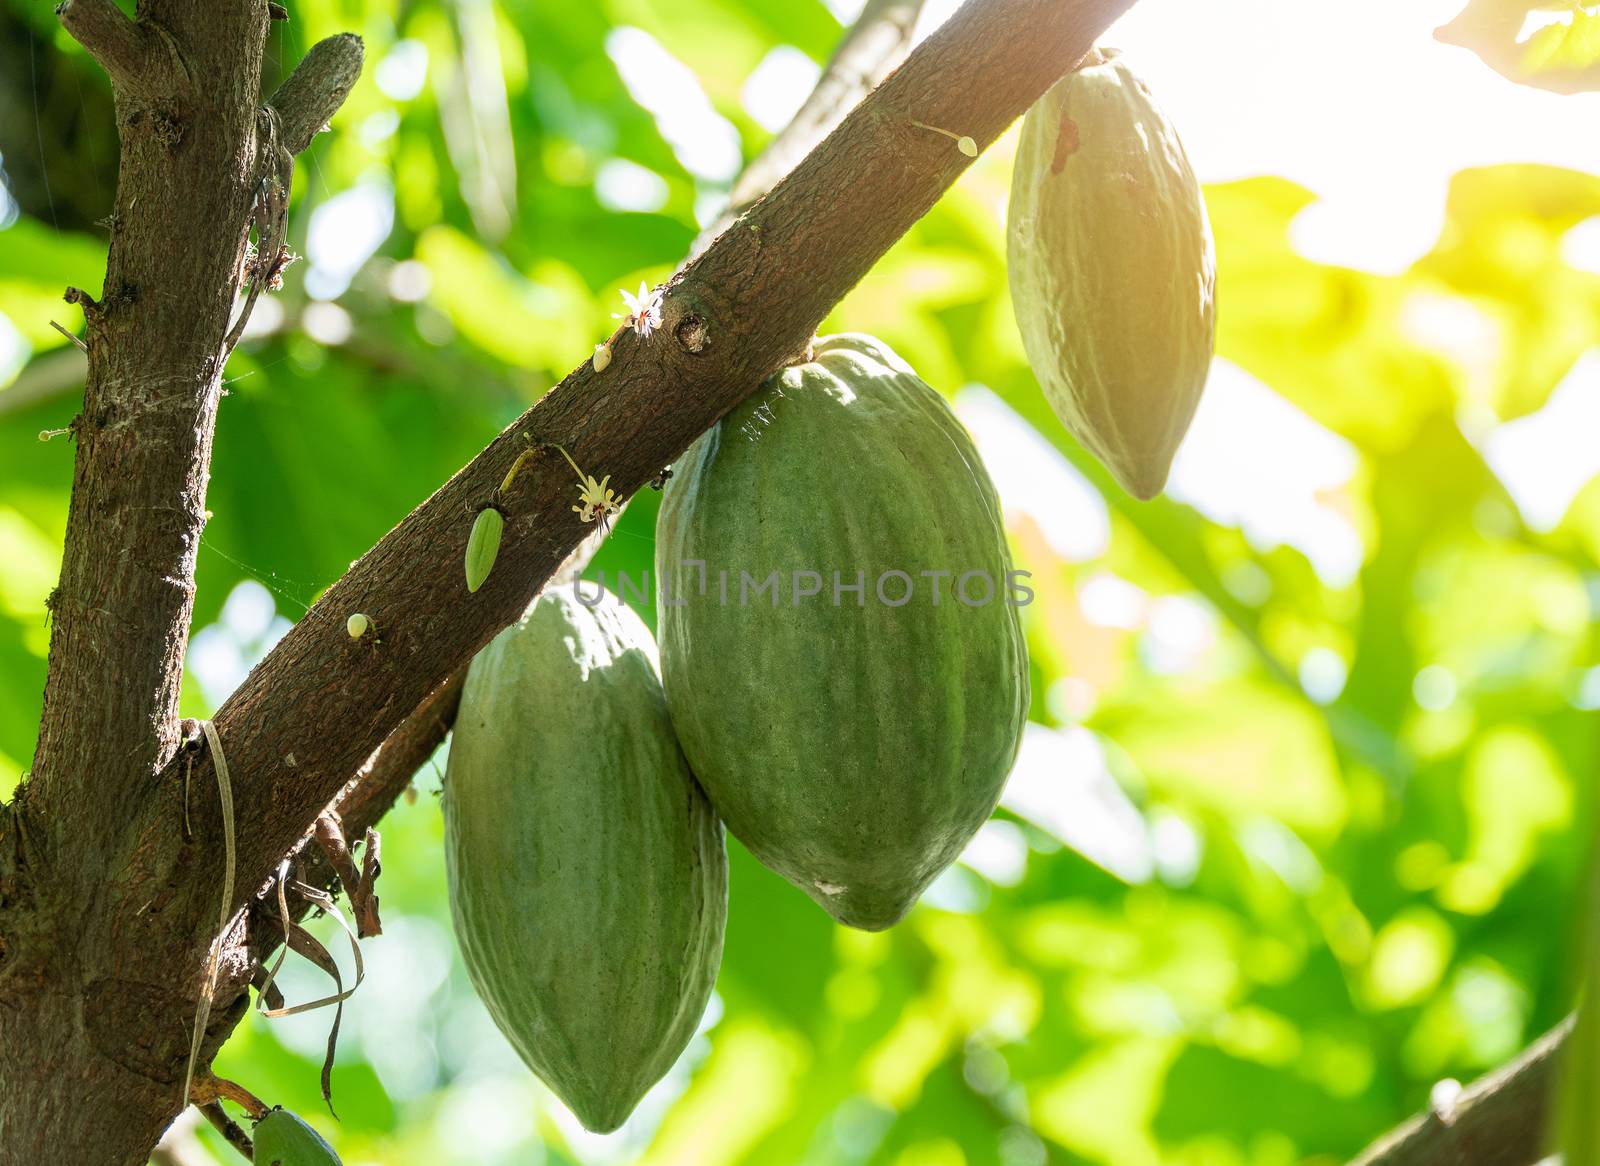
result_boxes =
[1008,48,1217,500]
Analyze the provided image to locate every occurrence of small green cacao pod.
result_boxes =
[445,587,727,1132]
[655,334,1028,931]
[464,505,504,593]
[252,1108,340,1166]
[1007,48,1217,500]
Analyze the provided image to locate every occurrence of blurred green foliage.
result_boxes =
[2,2,1599,1164]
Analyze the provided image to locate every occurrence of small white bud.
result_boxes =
[347,613,370,639]
[1428,1078,1463,1121]
[958,136,978,157]
[593,342,612,372]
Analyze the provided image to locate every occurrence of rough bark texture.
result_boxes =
[1,2,362,1161]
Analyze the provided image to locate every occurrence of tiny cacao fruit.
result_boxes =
[464,505,504,593]
[252,1108,341,1166]
[1007,48,1216,500]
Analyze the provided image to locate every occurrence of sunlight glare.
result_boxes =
[1169,360,1363,586]
[305,179,395,300]
[1000,724,1154,884]
[606,28,742,184]
[1480,352,1600,530]
[1104,0,1600,274]
[954,386,1110,562]
[742,46,822,133]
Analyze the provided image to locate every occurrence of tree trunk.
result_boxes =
[2,2,359,1162]
[4,1,266,1160]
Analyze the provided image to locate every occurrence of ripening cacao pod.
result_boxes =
[1007,47,1217,500]
[252,1108,341,1166]
[655,334,1028,931]
[444,587,727,1132]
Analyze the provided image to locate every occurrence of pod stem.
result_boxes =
[499,447,537,496]
[500,439,592,502]
[191,1071,270,1120]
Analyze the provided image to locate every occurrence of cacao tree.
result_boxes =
[1,0,1599,1164]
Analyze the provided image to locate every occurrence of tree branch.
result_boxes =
[27,14,365,843]
[1349,1017,1572,1166]
[55,0,186,103]
[267,33,365,156]
[236,672,462,995]
[156,0,930,1095]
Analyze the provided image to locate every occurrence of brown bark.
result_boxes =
[1,2,361,1161]
[0,2,1135,1163]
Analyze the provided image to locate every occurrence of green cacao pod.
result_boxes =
[252,1108,340,1166]
[655,333,1028,931]
[1007,48,1216,500]
[444,587,726,1133]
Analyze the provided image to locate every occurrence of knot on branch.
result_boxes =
[675,314,710,354]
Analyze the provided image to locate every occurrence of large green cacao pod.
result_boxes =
[1007,48,1216,500]
[444,587,727,1132]
[252,1109,340,1166]
[655,333,1028,931]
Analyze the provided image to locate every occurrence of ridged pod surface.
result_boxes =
[655,334,1028,931]
[444,587,727,1132]
[252,1109,341,1166]
[1008,48,1216,500]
